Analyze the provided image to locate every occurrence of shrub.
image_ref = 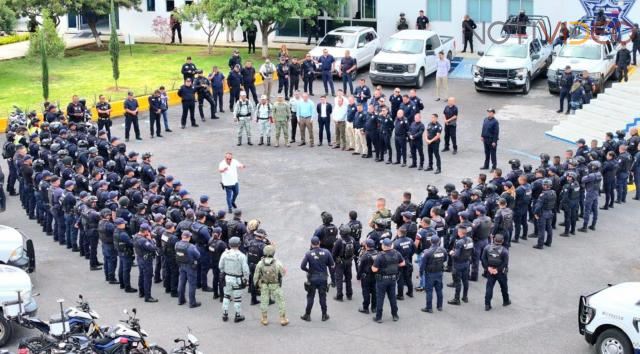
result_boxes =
[0,0,16,34]
[0,33,30,45]
[28,13,65,58]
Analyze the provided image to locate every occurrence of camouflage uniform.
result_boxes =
[272,101,291,147]
[254,246,288,325]
[233,98,254,143]
[368,208,392,229]
[219,247,250,319]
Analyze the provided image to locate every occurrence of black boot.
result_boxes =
[259,137,264,146]
[237,137,242,146]
[247,138,253,146]
[267,137,271,146]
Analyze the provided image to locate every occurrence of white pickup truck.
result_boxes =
[369,30,455,88]
[0,264,38,346]
[579,282,640,354]
[547,39,618,94]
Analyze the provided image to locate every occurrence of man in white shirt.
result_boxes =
[435,51,451,101]
[332,96,348,150]
[218,152,246,213]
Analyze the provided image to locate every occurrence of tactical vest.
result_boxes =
[320,224,338,249]
[189,222,208,246]
[487,245,503,267]
[348,221,362,241]
[433,218,446,238]
[475,217,492,240]
[381,251,399,276]
[175,241,193,265]
[115,231,134,256]
[247,240,263,265]
[542,191,556,210]
[227,219,242,239]
[425,248,446,273]
[459,237,474,261]
[499,209,513,231]
[161,232,176,257]
[98,220,113,243]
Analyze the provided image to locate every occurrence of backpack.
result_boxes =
[260,259,279,284]
[349,221,362,241]
[343,238,355,260]
[321,224,338,248]
[487,245,503,267]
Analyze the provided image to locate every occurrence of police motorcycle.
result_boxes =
[8,106,29,131]
[88,308,167,354]
[171,329,202,354]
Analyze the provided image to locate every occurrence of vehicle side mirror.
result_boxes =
[531,54,540,60]
[425,50,435,56]
[477,51,484,56]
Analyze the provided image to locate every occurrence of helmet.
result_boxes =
[118,196,130,207]
[566,171,577,179]
[229,237,241,247]
[567,158,576,166]
[142,152,152,160]
[576,138,586,145]
[321,211,333,224]
[87,196,98,203]
[427,185,439,195]
[539,153,550,162]
[339,224,352,236]
[88,147,98,154]
[486,183,497,192]
[169,195,181,205]
[78,140,89,148]
[508,158,521,169]
[588,160,601,171]
[542,178,552,187]
[62,156,73,166]
[523,164,532,173]
[254,229,267,238]
[461,178,473,187]
[475,205,487,214]
[57,149,68,157]
[575,156,586,165]
[471,189,483,198]
[443,183,456,193]
[263,245,275,257]
[117,143,127,153]
[587,151,599,161]
[41,138,52,148]
[33,159,45,169]
[616,130,626,139]
[100,208,112,218]
[375,218,390,228]
[106,160,116,171]
[247,219,261,232]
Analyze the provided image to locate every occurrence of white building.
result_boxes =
[42,0,640,51]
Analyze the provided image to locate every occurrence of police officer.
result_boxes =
[194,70,217,121]
[363,105,379,159]
[393,110,408,166]
[371,238,404,323]
[317,49,336,97]
[114,218,137,293]
[332,224,358,301]
[470,205,492,281]
[276,57,290,100]
[559,172,580,236]
[300,236,335,322]
[448,225,473,305]
[208,227,228,301]
[482,234,510,311]
[425,113,442,174]
[481,109,499,171]
[161,221,179,297]
[302,54,316,96]
[148,90,163,138]
[175,231,201,308]
[579,161,602,232]
[356,239,377,314]
[533,179,556,249]
[209,66,225,113]
[393,226,415,300]
[190,211,212,290]
[254,245,289,326]
[420,235,447,313]
[408,113,425,169]
[616,145,632,203]
[181,56,197,81]
[98,208,119,284]
[492,198,513,247]
[240,61,259,104]
[247,228,267,305]
[557,65,574,114]
[178,79,198,129]
[416,10,429,29]
[219,236,250,323]
[378,107,394,163]
[339,50,357,94]
[228,65,244,110]
[313,211,338,286]
[134,223,159,302]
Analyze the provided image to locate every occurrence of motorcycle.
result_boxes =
[90,308,166,354]
[171,330,202,354]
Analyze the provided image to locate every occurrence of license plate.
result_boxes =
[491,83,501,88]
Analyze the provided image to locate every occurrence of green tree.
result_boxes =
[75,0,141,48]
[40,30,49,100]
[108,0,119,89]
[179,0,226,55]
[28,11,65,58]
[7,0,68,27]
[0,0,17,34]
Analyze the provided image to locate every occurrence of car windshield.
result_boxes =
[559,45,601,60]
[382,38,423,54]
[485,43,527,58]
[319,34,356,48]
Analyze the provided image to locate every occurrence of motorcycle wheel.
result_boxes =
[147,346,168,354]
[22,336,55,353]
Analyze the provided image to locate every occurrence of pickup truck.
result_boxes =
[0,264,38,346]
[578,282,640,354]
[369,30,455,88]
[0,225,36,273]
[547,39,618,94]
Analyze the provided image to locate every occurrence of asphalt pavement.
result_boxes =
[1,74,638,354]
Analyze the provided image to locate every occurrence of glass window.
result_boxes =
[558,45,602,60]
[485,42,527,58]
[319,34,356,48]
[146,0,155,12]
[363,0,375,19]
[467,0,492,23]
[166,0,175,11]
[426,36,438,51]
[68,11,77,29]
[427,0,451,21]
[508,0,534,16]
[382,38,424,54]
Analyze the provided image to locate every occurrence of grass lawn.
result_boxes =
[0,44,305,118]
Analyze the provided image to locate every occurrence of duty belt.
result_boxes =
[238,114,251,117]
[226,273,243,277]
[257,117,269,120]
[377,274,397,280]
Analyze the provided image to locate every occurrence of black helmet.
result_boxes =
[339,224,351,236]
[169,195,181,204]
[88,147,98,154]
[443,183,456,193]
[321,211,333,224]
[375,218,390,228]
[566,171,577,179]
[41,138,52,148]
[33,159,45,169]
[486,183,497,192]
[58,149,69,157]
[118,196,130,207]
[427,185,439,195]
[78,140,89,148]
[106,160,116,171]
[567,158,576,166]
[542,178,552,187]
[508,158,521,169]
[616,130,626,139]
[539,153,550,162]
[254,229,267,238]
[50,143,61,153]
[461,178,473,187]
[576,138,586,145]
[587,151,599,161]
[62,156,73,166]
[100,208,112,218]
[523,164,532,173]
[471,189,483,198]
[117,143,127,153]
[575,156,586,165]
[588,160,601,171]
[142,152,152,160]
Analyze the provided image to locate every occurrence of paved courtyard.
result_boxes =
[2,75,638,353]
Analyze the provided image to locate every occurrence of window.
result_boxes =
[166,0,175,11]
[508,0,533,16]
[146,0,155,12]
[427,0,451,21]
[426,35,438,51]
[362,0,375,19]
[467,0,492,23]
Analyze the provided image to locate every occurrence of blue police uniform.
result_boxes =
[398,101,415,124]
[194,75,216,120]
[379,115,394,162]
[559,180,580,235]
[373,248,404,321]
[115,228,135,291]
[161,231,179,295]
[227,70,243,110]
[189,221,212,289]
[356,248,378,312]
[302,59,316,95]
[134,233,158,301]
[177,84,197,128]
[364,113,379,158]
[98,219,117,282]
[389,94,403,118]
[443,104,458,151]
[209,72,225,112]
[482,243,510,309]
[394,117,408,165]
[581,172,602,229]
[318,55,335,96]
[602,159,617,208]
[420,242,448,311]
[176,239,201,306]
[470,213,492,279]
[240,66,258,103]
[393,236,415,298]
[300,246,335,318]
[534,189,557,248]
[481,116,499,170]
[451,234,473,302]
[616,152,632,203]
[426,121,442,171]
[558,71,574,113]
[408,120,425,168]
[354,84,371,105]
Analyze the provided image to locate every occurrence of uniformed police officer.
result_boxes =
[513,175,532,242]
[482,234,510,311]
[181,56,197,81]
[161,221,179,297]
[332,224,358,301]
[176,230,201,308]
[98,208,118,284]
[492,198,513,247]
[579,161,602,232]
[559,172,580,236]
[247,229,267,305]
[470,205,492,281]
[208,227,227,301]
[194,70,217,121]
[300,236,335,322]
[425,113,442,174]
[393,110,408,166]
[408,113,425,169]
[356,239,377,314]
[114,218,137,293]
[134,223,159,302]
[190,211,212,290]
[616,145,632,203]
[393,226,415,300]
[371,238,404,323]
[557,66,574,114]
[177,79,198,129]
[533,179,556,249]
[448,225,473,305]
[254,245,289,326]
[420,235,447,313]
[219,236,250,322]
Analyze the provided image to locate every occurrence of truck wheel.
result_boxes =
[522,75,531,94]
[0,316,13,347]
[596,329,633,354]
[415,69,425,89]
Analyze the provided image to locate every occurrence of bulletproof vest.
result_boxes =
[176,219,194,236]
[227,219,242,239]
[189,222,208,245]
[395,238,413,261]
[247,240,263,265]
[161,232,176,257]
[348,220,362,241]
[98,219,112,243]
[566,182,581,201]
[175,241,193,265]
[474,216,492,240]
[129,214,145,235]
[342,237,355,260]
[208,238,225,257]
[426,248,446,273]
[542,190,557,210]
[459,237,474,261]
[167,207,183,224]
[320,224,338,249]
[259,258,279,284]
[487,245,503,267]
[381,251,399,276]
[499,208,513,231]
[433,218,446,238]
[40,181,50,203]
[405,222,418,240]
[115,231,133,255]
[221,250,244,276]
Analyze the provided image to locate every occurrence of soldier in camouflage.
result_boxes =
[272,94,291,147]
[253,245,288,326]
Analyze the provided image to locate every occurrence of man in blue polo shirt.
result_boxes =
[124,91,142,142]
[339,50,357,95]
[318,49,336,97]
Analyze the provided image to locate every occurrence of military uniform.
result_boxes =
[233,99,254,145]
[272,101,291,147]
[254,248,288,325]
[219,247,250,321]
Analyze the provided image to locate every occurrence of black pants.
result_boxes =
[603,178,616,207]
[181,101,196,127]
[318,117,331,144]
[171,24,182,44]
[562,204,578,234]
[305,281,328,315]
[306,28,319,45]
[444,124,457,150]
[410,139,424,167]
[149,111,161,137]
[124,114,141,140]
[395,137,407,164]
[633,43,640,65]
[397,265,413,297]
[213,89,224,111]
[618,65,629,82]
[303,76,314,94]
[427,141,441,169]
[289,76,299,97]
[483,140,497,169]
[97,119,112,140]
[335,260,353,298]
[229,88,241,110]
[278,78,289,99]
[290,112,298,141]
[163,259,178,294]
[380,134,392,161]
[361,276,376,311]
[365,132,378,157]
[244,84,258,104]
[463,34,473,52]
[485,273,509,306]
[247,35,256,53]
[197,92,216,119]
[559,90,570,112]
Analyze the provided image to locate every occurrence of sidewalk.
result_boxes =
[0,33,95,61]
